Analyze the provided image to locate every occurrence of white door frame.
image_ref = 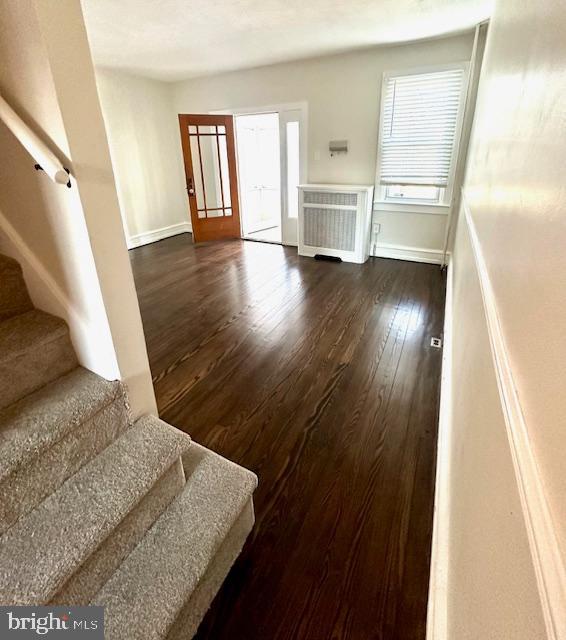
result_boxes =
[211,102,308,246]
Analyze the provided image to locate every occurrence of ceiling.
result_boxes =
[81,0,491,82]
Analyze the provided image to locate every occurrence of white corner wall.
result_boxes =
[0,0,156,417]
[171,33,474,259]
[430,0,566,637]
[95,69,190,248]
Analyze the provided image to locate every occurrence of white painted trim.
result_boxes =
[442,23,487,267]
[371,242,444,265]
[213,102,307,247]
[426,258,453,640]
[127,221,191,249]
[373,201,450,216]
[211,101,308,118]
[462,190,566,640]
[299,183,370,190]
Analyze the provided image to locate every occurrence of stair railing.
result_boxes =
[0,93,71,188]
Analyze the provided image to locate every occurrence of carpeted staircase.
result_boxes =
[0,253,257,638]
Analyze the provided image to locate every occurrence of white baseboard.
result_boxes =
[371,242,445,265]
[127,221,192,249]
[426,257,453,640]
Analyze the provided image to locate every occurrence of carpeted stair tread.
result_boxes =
[0,367,125,481]
[0,254,33,322]
[0,309,77,409]
[92,442,258,640]
[0,415,191,605]
[52,458,186,606]
[0,309,68,357]
[0,367,131,533]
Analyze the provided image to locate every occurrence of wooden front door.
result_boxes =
[178,114,241,242]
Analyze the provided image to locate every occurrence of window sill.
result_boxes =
[373,200,451,215]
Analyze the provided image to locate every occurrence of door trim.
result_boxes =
[211,102,308,246]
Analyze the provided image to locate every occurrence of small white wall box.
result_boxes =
[298,184,374,264]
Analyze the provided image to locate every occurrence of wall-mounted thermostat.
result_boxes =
[329,140,348,156]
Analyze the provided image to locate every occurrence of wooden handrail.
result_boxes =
[0,93,71,187]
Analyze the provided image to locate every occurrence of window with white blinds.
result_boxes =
[377,67,466,195]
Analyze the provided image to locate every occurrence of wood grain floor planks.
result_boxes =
[129,234,445,640]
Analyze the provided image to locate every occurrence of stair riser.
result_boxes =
[0,270,33,322]
[52,457,186,605]
[166,499,255,640]
[93,442,257,640]
[0,332,77,410]
[0,418,191,606]
[0,395,130,535]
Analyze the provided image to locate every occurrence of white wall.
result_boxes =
[0,0,156,417]
[430,220,547,640]
[172,33,474,259]
[430,0,566,637]
[95,69,190,247]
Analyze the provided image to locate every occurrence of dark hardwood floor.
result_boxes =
[129,234,445,640]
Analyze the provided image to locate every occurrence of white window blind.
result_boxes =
[379,68,465,188]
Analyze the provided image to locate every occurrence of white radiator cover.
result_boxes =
[298,184,374,264]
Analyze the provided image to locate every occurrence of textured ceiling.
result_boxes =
[81,0,492,81]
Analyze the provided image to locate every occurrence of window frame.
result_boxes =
[384,185,444,204]
[374,62,470,210]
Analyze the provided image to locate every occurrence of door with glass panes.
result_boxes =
[178,114,241,242]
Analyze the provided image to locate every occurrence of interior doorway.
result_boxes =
[236,113,282,243]
[213,103,306,246]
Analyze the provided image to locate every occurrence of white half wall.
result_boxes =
[95,69,190,247]
[429,213,547,640]
[429,0,566,637]
[172,34,474,256]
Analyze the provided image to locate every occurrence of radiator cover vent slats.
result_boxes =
[303,191,358,206]
[303,207,357,251]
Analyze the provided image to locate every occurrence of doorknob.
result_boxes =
[187,176,195,196]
